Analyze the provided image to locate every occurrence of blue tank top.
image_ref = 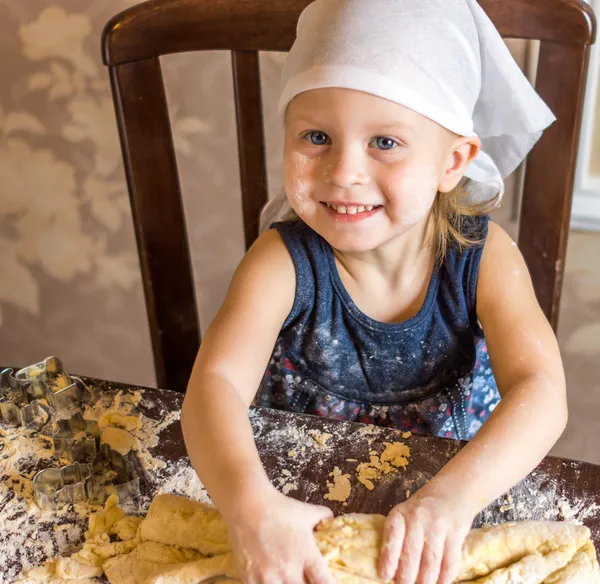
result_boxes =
[256,216,500,440]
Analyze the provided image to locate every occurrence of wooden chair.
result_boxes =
[102,0,596,393]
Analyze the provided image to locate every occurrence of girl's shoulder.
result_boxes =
[240,228,296,280]
[268,220,330,327]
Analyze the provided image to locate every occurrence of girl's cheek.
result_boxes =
[284,152,315,214]
[385,166,439,224]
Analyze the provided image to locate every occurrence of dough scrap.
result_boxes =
[86,494,125,537]
[356,442,410,490]
[98,411,142,432]
[100,427,138,456]
[379,442,410,469]
[112,515,143,541]
[22,495,141,582]
[325,466,352,503]
[310,430,333,445]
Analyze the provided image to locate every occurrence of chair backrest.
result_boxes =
[102,0,596,392]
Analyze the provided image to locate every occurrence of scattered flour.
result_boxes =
[0,383,196,582]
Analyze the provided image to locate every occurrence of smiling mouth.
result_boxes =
[321,202,383,215]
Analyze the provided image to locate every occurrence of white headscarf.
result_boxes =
[260,0,555,232]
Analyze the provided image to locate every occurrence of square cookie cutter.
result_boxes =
[0,368,51,428]
[16,356,91,413]
[32,443,140,510]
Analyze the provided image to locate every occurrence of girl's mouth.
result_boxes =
[320,202,383,221]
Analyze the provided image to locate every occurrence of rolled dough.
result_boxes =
[117,496,600,584]
[29,494,600,584]
[103,544,238,584]
[140,494,231,555]
[315,514,600,583]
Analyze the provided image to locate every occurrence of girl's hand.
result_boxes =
[226,490,337,584]
[378,490,475,584]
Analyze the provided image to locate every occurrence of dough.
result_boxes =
[103,544,237,584]
[316,514,385,579]
[100,427,138,456]
[314,514,600,584]
[140,494,231,555]
[544,542,600,584]
[133,498,600,584]
[30,494,600,584]
[457,520,594,581]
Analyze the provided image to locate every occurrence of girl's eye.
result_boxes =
[304,131,330,146]
[371,137,398,150]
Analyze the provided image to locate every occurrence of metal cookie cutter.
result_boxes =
[0,369,50,428]
[52,412,101,463]
[16,356,90,413]
[32,443,140,510]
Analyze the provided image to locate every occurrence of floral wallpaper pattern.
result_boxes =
[0,1,284,387]
[0,2,599,463]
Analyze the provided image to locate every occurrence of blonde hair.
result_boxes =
[427,184,500,263]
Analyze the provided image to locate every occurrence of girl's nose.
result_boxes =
[323,147,371,189]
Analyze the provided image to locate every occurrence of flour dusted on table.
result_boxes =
[1,384,199,582]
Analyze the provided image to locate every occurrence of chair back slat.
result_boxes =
[519,41,592,328]
[232,50,269,249]
[110,58,201,390]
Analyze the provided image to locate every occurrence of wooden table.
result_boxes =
[94,378,600,547]
[3,374,600,580]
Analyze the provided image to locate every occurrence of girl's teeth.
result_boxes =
[325,203,379,214]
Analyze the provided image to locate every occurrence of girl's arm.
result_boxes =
[380,222,568,584]
[429,221,567,511]
[181,229,335,584]
[182,229,294,513]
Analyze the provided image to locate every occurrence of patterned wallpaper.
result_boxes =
[0,1,286,386]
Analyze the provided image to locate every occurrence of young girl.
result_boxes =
[182,0,566,583]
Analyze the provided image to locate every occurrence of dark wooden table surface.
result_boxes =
[92,378,600,550]
[3,371,600,581]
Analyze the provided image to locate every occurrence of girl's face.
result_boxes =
[283,88,479,253]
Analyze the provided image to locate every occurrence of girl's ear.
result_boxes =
[438,136,481,193]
